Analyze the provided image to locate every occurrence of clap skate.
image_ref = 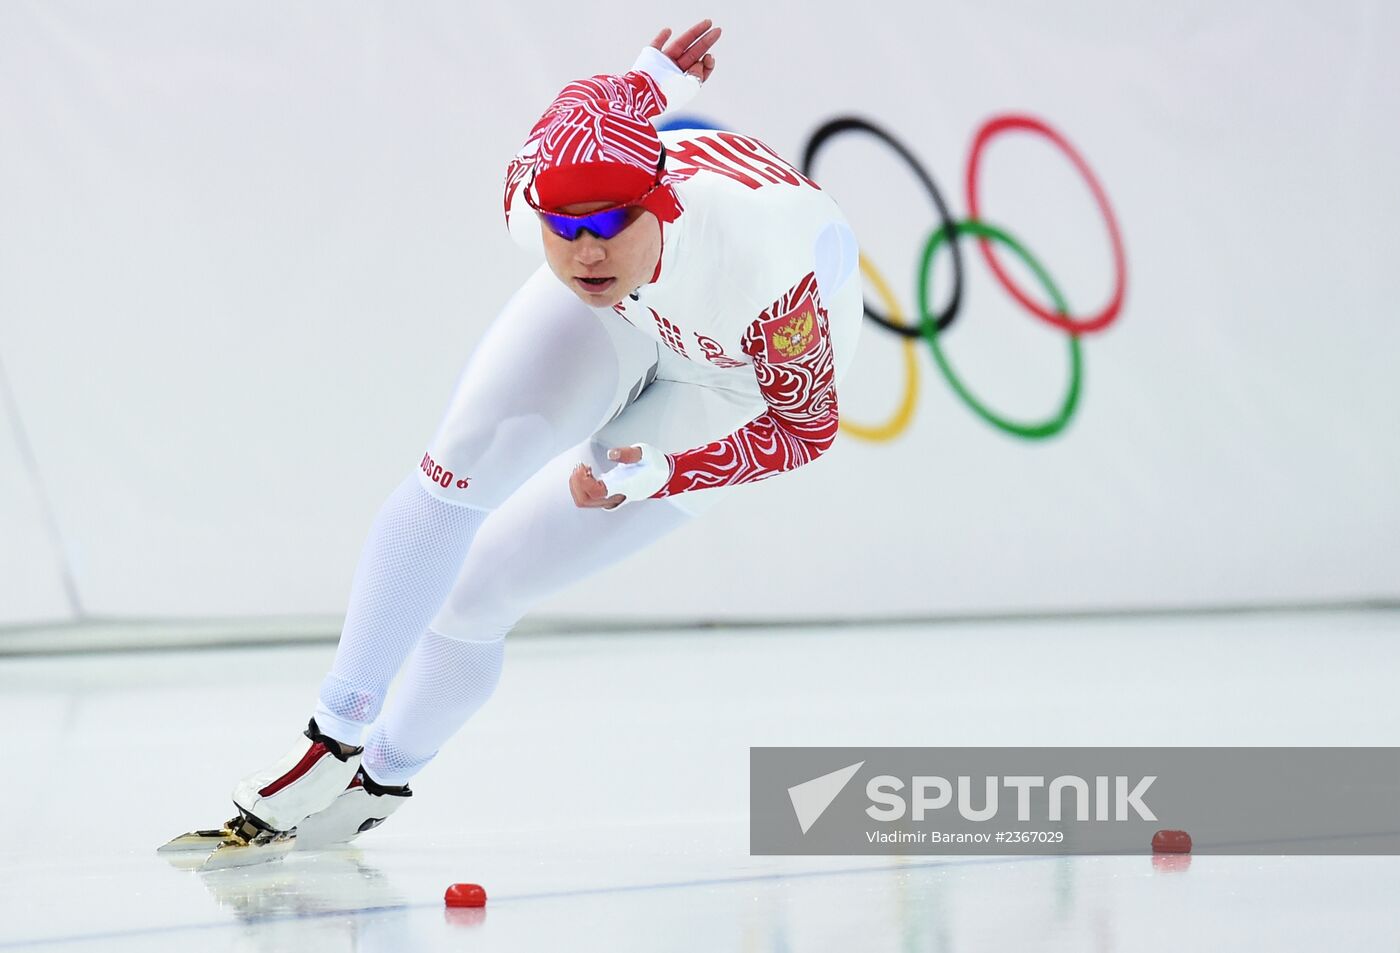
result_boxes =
[294,767,412,850]
[157,810,296,870]
[159,718,363,870]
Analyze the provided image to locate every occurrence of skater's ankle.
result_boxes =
[359,768,412,797]
[304,718,365,760]
[326,738,358,758]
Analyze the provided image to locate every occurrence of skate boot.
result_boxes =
[294,767,413,850]
[159,718,363,869]
[230,718,364,832]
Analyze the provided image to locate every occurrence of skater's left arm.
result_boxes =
[573,273,839,508]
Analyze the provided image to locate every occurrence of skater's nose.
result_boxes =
[574,236,606,265]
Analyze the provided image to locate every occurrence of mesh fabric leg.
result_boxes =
[313,267,658,746]
[359,447,694,784]
[361,631,504,786]
[313,477,487,744]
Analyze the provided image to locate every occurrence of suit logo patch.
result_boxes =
[759,296,819,364]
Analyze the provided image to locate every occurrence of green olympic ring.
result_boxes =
[918,220,1082,439]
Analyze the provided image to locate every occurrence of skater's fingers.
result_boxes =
[649,27,671,50]
[679,26,721,73]
[602,493,627,509]
[665,19,716,64]
[606,445,643,464]
[578,492,612,508]
[687,53,715,82]
[569,464,603,507]
[572,487,607,508]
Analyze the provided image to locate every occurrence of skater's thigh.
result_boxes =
[419,265,658,509]
[430,445,692,641]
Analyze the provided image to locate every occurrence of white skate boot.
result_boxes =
[294,768,412,850]
[159,718,363,869]
[230,718,364,831]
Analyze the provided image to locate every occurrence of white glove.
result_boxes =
[630,46,703,118]
[600,443,672,507]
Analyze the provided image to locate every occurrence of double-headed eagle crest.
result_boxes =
[770,309,815,360]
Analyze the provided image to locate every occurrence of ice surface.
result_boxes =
[2,610,1398,951]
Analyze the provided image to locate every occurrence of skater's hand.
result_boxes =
[569,445,665,509]
[649,19,721,83]
[570,462,626,510]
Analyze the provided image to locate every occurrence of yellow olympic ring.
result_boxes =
[838,254,920,442]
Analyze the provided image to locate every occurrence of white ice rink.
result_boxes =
[2,609,1398,951]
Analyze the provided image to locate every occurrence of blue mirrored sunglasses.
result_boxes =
[533,201,643,241]
[525,154,666,241]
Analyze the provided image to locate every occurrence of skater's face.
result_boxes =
[541,202,662,308]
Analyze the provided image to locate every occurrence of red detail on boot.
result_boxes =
[258,743,331,798]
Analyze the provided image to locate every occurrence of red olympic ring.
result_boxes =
[965,114,1127,334]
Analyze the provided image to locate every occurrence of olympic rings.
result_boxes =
[965,114,1126,334]
[837,255,920,442]
[802,118,964,336]
[659,110,1125,441]
[919,220,1082,439]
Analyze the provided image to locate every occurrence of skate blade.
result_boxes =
[158,829,232,854]
[200,835,295,871]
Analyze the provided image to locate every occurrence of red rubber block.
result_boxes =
[445,883,488,907]
[1151,829,1192,854]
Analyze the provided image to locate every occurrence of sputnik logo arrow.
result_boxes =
[787,761,864,834]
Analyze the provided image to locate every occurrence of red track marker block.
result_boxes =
[1151,829,1192,854]
[445,883,488,907]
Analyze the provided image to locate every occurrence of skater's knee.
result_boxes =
[430,593,521,643]
[377,471,482,520]
[417,413,558,510]
[430,579,526,643]
[366,475,487,553]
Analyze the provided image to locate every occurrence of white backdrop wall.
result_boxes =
[2,0,1397,627]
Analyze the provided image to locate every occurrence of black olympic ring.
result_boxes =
[800,117,964,337]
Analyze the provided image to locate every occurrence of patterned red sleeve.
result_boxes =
[503,70,669,222]
[653,273,839,497]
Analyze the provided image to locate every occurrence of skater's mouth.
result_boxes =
[575,276,616,296]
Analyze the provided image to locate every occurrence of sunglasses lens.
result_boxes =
[541,215,582,240]
[541,205,636,241]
